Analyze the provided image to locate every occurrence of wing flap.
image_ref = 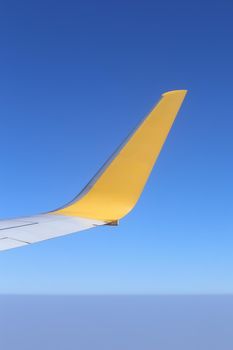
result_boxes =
[0,238,27,251]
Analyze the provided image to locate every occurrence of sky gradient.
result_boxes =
[0,0,233,294]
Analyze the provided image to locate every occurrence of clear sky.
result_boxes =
[0,0,233,294]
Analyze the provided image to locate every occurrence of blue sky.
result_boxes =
[0,0,233,294]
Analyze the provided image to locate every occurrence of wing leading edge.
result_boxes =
[0,90,187,251]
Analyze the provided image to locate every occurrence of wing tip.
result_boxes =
[162,89,188,97]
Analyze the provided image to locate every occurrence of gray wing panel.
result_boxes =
[0,214,105,251]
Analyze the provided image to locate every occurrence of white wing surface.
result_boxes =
[0,214,104,251]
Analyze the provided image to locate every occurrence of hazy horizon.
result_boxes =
[1,295,233,350]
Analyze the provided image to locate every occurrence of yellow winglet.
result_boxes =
[54,90,187,222]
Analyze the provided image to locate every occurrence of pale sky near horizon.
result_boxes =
[0,0,233,294]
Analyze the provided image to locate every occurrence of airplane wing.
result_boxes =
[0,90,187,251]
